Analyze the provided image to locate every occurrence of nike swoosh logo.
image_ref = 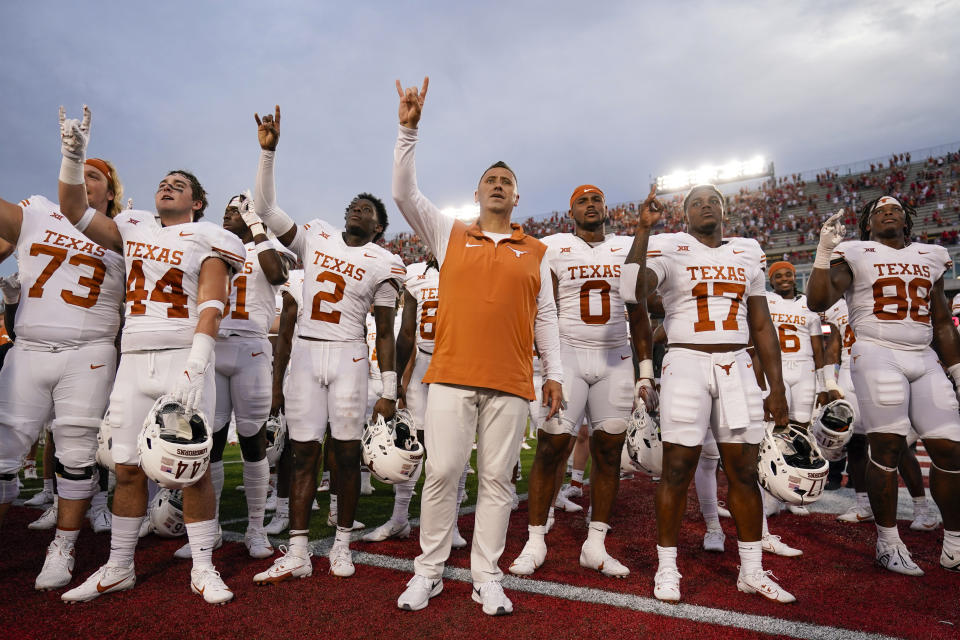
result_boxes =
[944,551,957,561]
[473,586,481,597]
[610,248,622,252]
[465,243,482,248]
[857,514,872,521]
[620,355,631,360]
[746,362,753,368]
[194,583,204,595]
[732,249,745,254]
[918,251,929,255]
[353,357,365,362]
[364,252,376,258]
[97,577,128,592]
[251,352,264,357]
[179,232,193,237]
[90,364,105,370]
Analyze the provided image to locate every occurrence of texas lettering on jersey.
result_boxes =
[765,292,822,360]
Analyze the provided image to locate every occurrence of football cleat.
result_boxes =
[876,541,924,576]
[837,504,874,523]
[509,539,547,576]
[565,482,584,499]
[61,563,135,602]
[35,538,75,590]
[244,530,275,559]
[762,534,803,557]
[472,580,513,616]
[909,511,940,531]
[89,505,112,533]
[717,501,732,518]
[941,547,960,572]
[24,489,54,507]
[317,476,330,492]
[737,569,796,603]
[786,504,810,516]
[361,519,411,542]
[703,528,726,552]
[452,527,468,549]
[328,544,355,577]
[580,539,629,577]
[190,567,233,605]
[28,503,58,530]
[554,492,582,513]
[326,512,365,530]
[253,546,313,584]
[653,567,682,602]
[264,514,289,535]
[397,574,442,611]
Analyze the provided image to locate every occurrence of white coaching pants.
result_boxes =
[414,383,528,583]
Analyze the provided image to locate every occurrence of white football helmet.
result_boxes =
[758,424,829,505]
[265,414,286,467]
[625,406,662,476]
[149,488,186,537]
[138,395,212,490]
[96,412,115,472]
[361,411,424,484]
[812,399,855,462]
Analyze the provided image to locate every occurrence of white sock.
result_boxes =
[289,529,309,557]
[695,456,720,529]
[586,521,609,545]
[210,460,225,520]
[856,492,870,509]
[761,513,770,537]
[107,515,141,567]
[43,478,53,494]
[528,524,546,545]
[54,527,80,547]
[571,469,584,484]
[912,495,928,517]
[185,519,219,570]
[329,493,338,516]
[656,545,678,571]
[737,540,763,576]
[391,479,415,524]
[876,524,901,546]
[335,526,351,546]
[276,497,289,518]
[90,490,107,510]
[243,457,270,531]
[361,470,371,486]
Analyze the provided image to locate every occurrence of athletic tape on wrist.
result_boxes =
[380,371,398,401]
[813,245,833,270]
[197,300,225,315]
[638,358,654,381]
[188,333,216,368]
[74,208,96,233]
[59,156,85,185]
[248,221,266,238]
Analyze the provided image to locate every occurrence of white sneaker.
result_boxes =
[876,541,924,576]
[35,538,75,590]
[311,498,320,511]
[264,513,289,535]
[317,477,330,492]
[566,483,585,499]
[174,533,222,560]
[245,530,275,559]
[703,528,725,552]
[397,574,442,611]
[253,546,313,584]
[139,511,153,538]
[717,501,732,518]
[580,539,629,577]
[654,567,682,602]
[509,539,547,576]
[786,504,810,516]
[520,440,531,450]
[28,503,58,530]
[62,563,135,602]
[328,544,355,577]
[451,527,468,549]
[190,567,234,605]
[554,492,582,513]
[472,580,513,616]
[23,462,38,480]
[762,534,803,557]
[737,569,796,603]
[24,489,54,507]
[89,505,112,533]
[362,519,410,542]
[326,512,365,530]
[837,503,874,523]
[941,546,960,571]
[910,510,940,531]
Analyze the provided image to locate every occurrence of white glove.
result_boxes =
[172,335,215,414]
[0,274,21,305]
[813,210,846,269]
[239,189,265,237]
[59,105,90,162]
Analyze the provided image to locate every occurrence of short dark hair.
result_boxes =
[346,192,388,242]
[682,184,724,213]
[167,170,208,219]
[858,196,915,241]
[479,161,518,188]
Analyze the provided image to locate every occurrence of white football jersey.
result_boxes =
[404,261,441,354]
[14,195,125,347]
[764,292,822,361]
[833,240,951,350]
[279,268,306,314]
[114,210,246,352]
[952,292,960,317]
[287,219,405,341]
[542,233,631,349]
[219,239,296,337]
[822,298,856,367]
[648,233,766,345]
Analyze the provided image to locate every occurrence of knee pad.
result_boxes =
[52,417,101,470]
[0,474,19,503]
[594,418,628,436]
[54,460,99,500]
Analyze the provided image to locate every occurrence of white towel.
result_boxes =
[712,352,750,431]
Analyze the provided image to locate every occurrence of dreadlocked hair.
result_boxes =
[857,196,915,241]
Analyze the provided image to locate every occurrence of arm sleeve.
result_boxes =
[392,125,454,265]
[255,150,304,257]
[534,256,563,383]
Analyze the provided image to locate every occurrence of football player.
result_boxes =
[250,106,405,581]
[56,107,245,605]
[622,183,795,603]
[510,184,652,578]
[0,152,125,592]
[807,197,959,576]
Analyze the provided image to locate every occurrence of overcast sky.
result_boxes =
[1,0,958,257]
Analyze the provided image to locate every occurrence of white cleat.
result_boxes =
[554,492,583,513]
[909,511,940,531]
[35,538,75,590]
[762,534,803,557]
[876,541,924,576]
[253,546,312,584]
[786,504,810,516]
[472,580,513,616]
[311,498,320,511]
[397,574,442,611]
[580,539,629,577]
[139,512,153,538]
[451,527,468,549]
[24,489,54,507]
[717,501,732,518]
[190,567,234,605]
[317,477,330,492]
[654,567,682,602]
[737,569,796,603]
[265,491,277,512]
[328,544,355,577]
[28,503,58,531]
[174,534,222,560]
[509,539,547,576]
[703,528,726,553]
[837,504,874,523]
[62,563,135,602]
[89,506,112,533]
[326,512,365,530]
[565,483,585,499]
[941,547,960,572]
[244,530,275,559]
[362,519,411,542]
[264,514,289,535]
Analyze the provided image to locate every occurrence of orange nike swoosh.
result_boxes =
[179,231,193,237]
[733,249,745,254]
[610,248,622,252]
[251,352,264,357]
[194,583,204,595]
[90,364,105,370]
[363,252,376,258]
[746,362,753,368]
[97,577,128,593]
[352,357,365,362]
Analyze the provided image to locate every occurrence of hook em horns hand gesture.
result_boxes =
[59,105,91,162]
[396,77,429,129]
[638,184,664,230]
[254,105,281,151]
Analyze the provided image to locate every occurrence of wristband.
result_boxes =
[197,300,225,315]
[187,333,216,368]
[813,244,833,270]
[380,370,398,401]
[638,358,654,380]
[248,221,266,238]
[74,208,96,233]
[59,156,84,185]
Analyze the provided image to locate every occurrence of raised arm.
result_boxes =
[56,106,123,253]
[235,194,289,285]
[252,106,299,249]
[620,185,663,305]
[806,210,851,312]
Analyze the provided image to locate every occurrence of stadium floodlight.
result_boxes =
[655,155,772,194]
[440,202,480,220]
